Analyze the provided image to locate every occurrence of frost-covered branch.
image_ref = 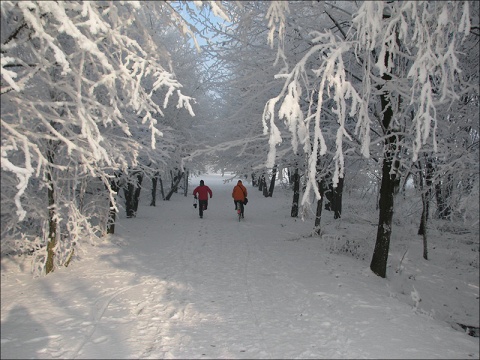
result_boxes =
[263,0,472,206]
[1,1,198,220]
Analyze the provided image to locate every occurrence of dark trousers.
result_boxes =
[199,200,208,217]
[234,200,244,216]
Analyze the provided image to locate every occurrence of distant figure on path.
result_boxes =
[192,180,212,219]
[232,180,248,218]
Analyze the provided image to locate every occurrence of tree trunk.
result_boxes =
[268,165,277,197]
[45,143,57,275]
[165,171,185,200]
[421,191,429,260]
[107,175,120,234]
[132,172,143,214]
[291,168,300,217]
[324,174,333,211]
[124,181,135,218]
[314,179,326,235]
[171,169,181,193]
[370,66,400,278]
[184,170,189,196]
[418,158,433,236]
[370,153,398,278]
[159,175,165,200]
[150,172,158,206]
[124,170,143,218]
[419,157,434,260]
[418,184,429,236]
[262,176,269,197]
[332,176,344,219]
[258,175,264,191]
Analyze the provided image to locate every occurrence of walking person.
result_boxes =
[232,179,248,219]
[192,180,213,219]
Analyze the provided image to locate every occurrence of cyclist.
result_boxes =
[232,180,248,218]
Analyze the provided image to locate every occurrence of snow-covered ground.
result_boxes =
[1,173,478,359]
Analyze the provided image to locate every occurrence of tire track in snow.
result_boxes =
[71,283,142,359]
[241,222,272,358]
[132,280,173,359]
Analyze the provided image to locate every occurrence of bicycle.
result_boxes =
[235,200,244,222]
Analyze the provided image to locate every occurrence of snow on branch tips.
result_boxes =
[265,1,289,68]
[406,1,470,161]
[1,57,21,93]
[0,124,37,221]
[352,1,472,162]
[18,1,71,76]
[297,34,368,201]
[176,90,196,117]
[204,1,231,23]
[262,97,282,169]
[265,1,289,49]
[278,80,303,154]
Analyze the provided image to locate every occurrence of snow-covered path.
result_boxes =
[1,174,478,359]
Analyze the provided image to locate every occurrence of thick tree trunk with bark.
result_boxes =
[291,168,300,217]
[370,153,398,278]
[370,67,401,278]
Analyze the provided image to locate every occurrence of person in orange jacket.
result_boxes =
[232,180,248,218]
[193,180,212,218]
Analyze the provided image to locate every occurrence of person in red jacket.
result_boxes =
[232,180,248,218]
[192,180,213,218]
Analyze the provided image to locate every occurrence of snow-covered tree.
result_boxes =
[0,1,227,275]
[181,2,320,189]
[262,1,477,277]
